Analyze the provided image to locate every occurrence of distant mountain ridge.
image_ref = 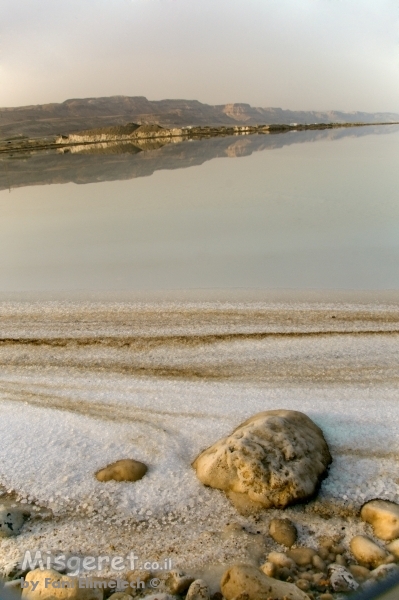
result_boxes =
[1,95,398,139]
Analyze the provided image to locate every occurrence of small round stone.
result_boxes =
[269,518,297,547]
[287,547,316,566]
[95,459,147,482]
[260,561,276,578]
[335,554,346,567]
[312,555,326,572]
[295,579,310,591]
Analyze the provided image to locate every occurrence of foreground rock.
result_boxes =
[350,535,390,568]
[0,506,25,538]
[95,459,147,482]
[269,518,297,547]
[221,564,310,600]
[21,569,103,600]
[193,410,331,510]
[361,500,399,540]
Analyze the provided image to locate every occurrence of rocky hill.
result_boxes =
[1,96,398,139]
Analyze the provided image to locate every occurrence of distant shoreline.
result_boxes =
[1,120,398,156]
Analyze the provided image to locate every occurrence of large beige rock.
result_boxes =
[192,410,331,509]
[350,536,389,569]
[95,459,147,482]
[361,500,399,541]
[21,569,103,600]
[220,564,310,600]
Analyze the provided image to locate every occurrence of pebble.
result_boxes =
[387,539,399,558]
[260,561,275,577]
[95,459,147,482]
[349,564,371,580]
[312,554,326,572]
[269,518,297,547]
[361,500,399,541]
[166,570,195,595]
[295,578,310,591]
[287,547,316,566]
[185,579,210,600]
[319,595,333,600]
[328,564,359,593]
[350,535,389,568]
[267,551,296,569]
[0,506,25,538]
[108,594,133,600]
[21,569,103,599]
[220,564,311,600]
[335,554,346,567]
[318,547,330,561]
[369,563,399,580]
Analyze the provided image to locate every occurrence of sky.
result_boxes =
[0,0,398,112]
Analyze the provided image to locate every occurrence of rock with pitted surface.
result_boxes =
[95,459,147,482]
[220,564,310,600]
[192,410,331,510]
[361,500,399,541]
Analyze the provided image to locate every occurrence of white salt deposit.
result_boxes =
[0,300,398,570]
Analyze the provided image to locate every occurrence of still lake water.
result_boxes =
[1,125,399,292]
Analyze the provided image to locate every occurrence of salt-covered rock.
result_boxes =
[21,569,103,599]
[267,551,296,569]
[350,536,388,568]
[0,506,25,538]
[185,579,210,600]
[269,518,297,547]
[287,547,316,566]
[220,564,310,600]
[192,410,331,509]
[328,564,359,592]
[95,459,147,482]
[165,570,194,595]
[361,500,399,541]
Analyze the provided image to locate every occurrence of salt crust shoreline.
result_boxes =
[0,300,399,578]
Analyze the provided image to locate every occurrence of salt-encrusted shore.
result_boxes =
[1,298,399,593]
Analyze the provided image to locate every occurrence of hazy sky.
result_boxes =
[1,0,398,112]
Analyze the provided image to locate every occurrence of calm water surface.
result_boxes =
[1,126,398,292]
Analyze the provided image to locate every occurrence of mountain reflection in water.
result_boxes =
[1,125,398,191]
